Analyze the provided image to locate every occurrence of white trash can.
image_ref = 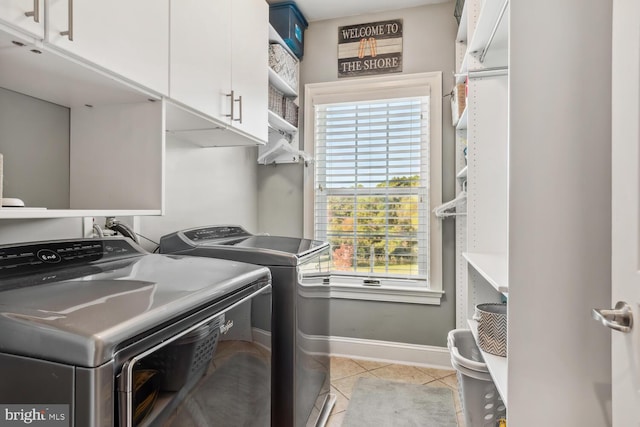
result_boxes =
[447,329,506,427]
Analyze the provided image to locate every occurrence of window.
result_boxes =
[304,73,443,303]
[314,97,429,280]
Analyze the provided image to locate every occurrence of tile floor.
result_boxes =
[326,357,465,427]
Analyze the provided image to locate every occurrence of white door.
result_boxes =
[169,0,232,120]
[230,0,268,142]
[596,0,640,425]
[46,0,169,96]
[0,0,44,39]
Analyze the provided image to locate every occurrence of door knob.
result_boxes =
[592,301,633,332]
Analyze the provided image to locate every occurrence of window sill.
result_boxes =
[330,282,443,305]
[299,277,443,305]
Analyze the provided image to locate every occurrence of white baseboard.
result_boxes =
[330,336,453,369]
[298,333,452,370]
[256,329,453,370]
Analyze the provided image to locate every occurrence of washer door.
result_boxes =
[119,286,272,427]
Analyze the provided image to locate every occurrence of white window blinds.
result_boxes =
[314,95,430,281]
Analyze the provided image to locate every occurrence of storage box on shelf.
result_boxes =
[269,1,308,60]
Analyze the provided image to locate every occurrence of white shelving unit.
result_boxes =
[456,0,509,405]
[263,23,306,165]
[455,1,613,425]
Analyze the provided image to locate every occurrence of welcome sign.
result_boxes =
[338,19,403,78]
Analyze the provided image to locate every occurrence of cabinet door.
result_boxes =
[46,0,169,95]
[170,0,232,121]
[230,0,268,142]
[0,0,44,39]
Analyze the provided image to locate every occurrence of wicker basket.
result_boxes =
[474,303,507,357]
[283,98,298,127]
[269,43,299,90]
[268,84,285,117]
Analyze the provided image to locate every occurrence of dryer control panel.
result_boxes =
[183,226,252,242]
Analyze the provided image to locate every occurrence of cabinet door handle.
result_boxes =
[226,90,235,121]
[235,95,243,123]
[24,0,40,23]
[60,0,74,41]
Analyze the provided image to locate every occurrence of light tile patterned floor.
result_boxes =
[326,357,465,427]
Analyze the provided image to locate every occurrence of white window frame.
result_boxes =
[303,72,443,305]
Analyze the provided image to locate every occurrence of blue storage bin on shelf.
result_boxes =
[269,1,308,60]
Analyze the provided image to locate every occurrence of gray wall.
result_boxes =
[0,87,69,210]
[258,1,458,347]
[138,138,259,249]
[0,88,85,246]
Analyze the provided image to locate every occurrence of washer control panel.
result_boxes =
[0,239,142,276]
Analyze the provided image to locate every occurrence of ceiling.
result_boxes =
[267,0,450,22]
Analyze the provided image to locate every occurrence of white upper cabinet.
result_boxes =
[170,0,231,122]
[45,0,169,96]
[0,0,45,39]
[168,0,267,145]
[230,0,268,142]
